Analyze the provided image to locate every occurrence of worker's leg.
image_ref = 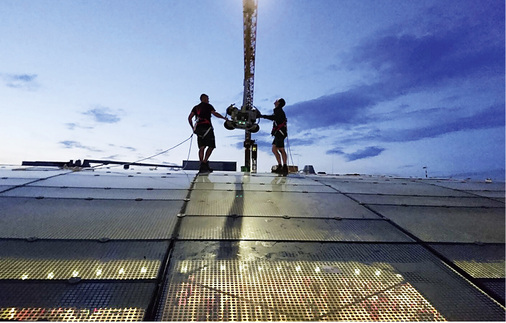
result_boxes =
[272,145,281,165]
[203,147,214,163]
[198,147,205,162]
[279,147,287,165]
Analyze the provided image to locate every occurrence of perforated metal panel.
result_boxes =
[317,179,474,197]
[29,172,193,189]
[429,244,505,279]
[0,281,154,321]
[248,183,335,192]
[0,240,168,280]
[177,217,412,242]
[192,182,335,193]
[1,258,160,280]
[418,180,505,201]
[1,186,188,200]
[0,178,38,186]
[161,260,440,321]
[477,279,505,304]
[370,205,505,243]
[0,185,15,193]
[0,167,70,179]
[157,242,505,321]
[193,173,320,185]
[349,193,504,207]
[186,190,380,218]
[469,191,505,200]
[314,175,415,184]
[0,197,181,239]
[419,179,505,192]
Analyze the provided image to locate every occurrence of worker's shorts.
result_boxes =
[272,132,285,148]
[195,125,216,149]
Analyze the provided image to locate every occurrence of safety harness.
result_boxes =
[272,120,287,137]
[195,107,213,138]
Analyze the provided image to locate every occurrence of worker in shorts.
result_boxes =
[260,98,288,176]
[188,94,226,173]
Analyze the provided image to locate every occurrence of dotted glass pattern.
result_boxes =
[159,259,445,321]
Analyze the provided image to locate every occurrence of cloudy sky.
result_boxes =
[1,0,504,179]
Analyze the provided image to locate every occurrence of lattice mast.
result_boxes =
[242,0,258,170]
[242,0,257,112]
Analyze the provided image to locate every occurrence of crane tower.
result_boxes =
[242,0,257,113]
[242,0,258,172]
[223,0,260,172]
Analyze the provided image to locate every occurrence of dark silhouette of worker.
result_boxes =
[260,98,288,176]
[188,94,226,173]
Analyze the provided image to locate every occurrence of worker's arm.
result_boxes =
[188,111,195,130]
[262,114,275,121]
[211,110,227,120]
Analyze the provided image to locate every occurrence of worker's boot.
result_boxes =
[272,164,282,174]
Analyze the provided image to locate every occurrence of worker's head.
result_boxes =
[200,94,209,103]
[275,98,285,108]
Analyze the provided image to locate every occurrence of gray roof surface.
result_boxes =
[0,165,504,321]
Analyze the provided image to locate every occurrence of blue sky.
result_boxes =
[1,0,504,180]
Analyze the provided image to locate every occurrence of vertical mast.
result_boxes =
[242,0,258,171]
[242,0,257,112]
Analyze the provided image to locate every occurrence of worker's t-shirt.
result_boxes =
[192,102,215,126]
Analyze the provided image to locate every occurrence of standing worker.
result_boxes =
[188,94,226,173]
[260,98,288,176]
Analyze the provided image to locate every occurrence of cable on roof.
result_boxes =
[93,134,194,170]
